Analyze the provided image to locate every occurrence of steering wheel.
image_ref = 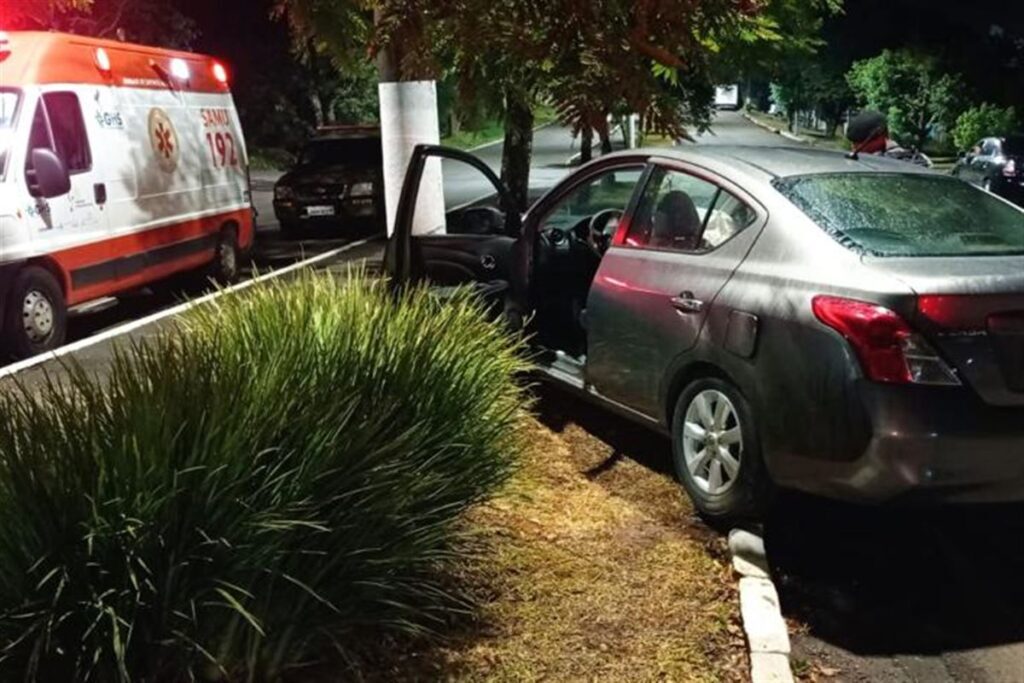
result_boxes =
[587,209,624,255]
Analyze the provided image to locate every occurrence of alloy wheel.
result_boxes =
[681,389,743,495]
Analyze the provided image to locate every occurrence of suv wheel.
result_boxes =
[671,377,772,525]
[3,266,67,360]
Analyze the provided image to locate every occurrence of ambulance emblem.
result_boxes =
[148,108,179,173]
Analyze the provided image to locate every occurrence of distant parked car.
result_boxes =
[273,125,383,236]
[388,144,1024,523]
[953,136,1024,203]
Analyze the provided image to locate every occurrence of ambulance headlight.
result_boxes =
[274,185,295,201]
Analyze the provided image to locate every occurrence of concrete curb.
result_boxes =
[729,529,794,683]
[741,112,811,145]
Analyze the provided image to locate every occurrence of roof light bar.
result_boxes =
[212,61,228,84]
[170,58,190,80]
[95,47,112,73]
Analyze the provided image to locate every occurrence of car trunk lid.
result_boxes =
[865,255,1024,406]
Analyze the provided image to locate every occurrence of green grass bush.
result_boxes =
[0,272,531,682]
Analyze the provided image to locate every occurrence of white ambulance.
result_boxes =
[0,31,254,359]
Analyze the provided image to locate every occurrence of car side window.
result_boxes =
[35,92,91,174]
[981,139,998,157]
[539,166,645,232]
[703,190,758,249]
[626,167,753,252]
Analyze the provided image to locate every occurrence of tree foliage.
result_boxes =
[953,104,1020,152]
[847,49,965,150]
[7,0,198,49]
[712,0,842,83]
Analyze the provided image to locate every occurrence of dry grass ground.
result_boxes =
[370,387,747,682]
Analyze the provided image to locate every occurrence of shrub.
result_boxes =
[953,103,1019,152]
[0,272,531,682]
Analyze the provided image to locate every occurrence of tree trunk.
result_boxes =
[580,126,594,164]
[501,90,535,213]
[599,125,613,155]
[309,92,325,128]
[374,8,444,237]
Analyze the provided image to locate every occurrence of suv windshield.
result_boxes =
[299,137,381,168]
[775,173,1024,257]
[0,89,20,179]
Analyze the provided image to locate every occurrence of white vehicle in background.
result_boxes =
[0,31,254,359]
[714,84,741,110]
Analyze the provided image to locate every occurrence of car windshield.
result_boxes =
[775,173,1024,257]
[0,89,20,179]
[1004,136,1024,156]
[299,137,382,168]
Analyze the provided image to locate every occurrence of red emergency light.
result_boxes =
[212,61,228,84]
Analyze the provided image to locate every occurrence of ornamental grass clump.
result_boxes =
[0,271,531,682]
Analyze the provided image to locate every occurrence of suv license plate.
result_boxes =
[306,205,335,217]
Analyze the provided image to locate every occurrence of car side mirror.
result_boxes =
[30,148,71,198]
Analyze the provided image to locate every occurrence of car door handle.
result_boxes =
[94,183,107,206]
[671,292,704,314]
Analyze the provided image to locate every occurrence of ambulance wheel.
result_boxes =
[209,227,241,285]
[3,266,67,360]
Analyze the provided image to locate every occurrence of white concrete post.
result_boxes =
[378,80,446,236]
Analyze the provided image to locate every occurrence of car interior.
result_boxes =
[531,167,645,358]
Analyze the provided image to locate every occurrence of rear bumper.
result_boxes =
[770,384,1024,504]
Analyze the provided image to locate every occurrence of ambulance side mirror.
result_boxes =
[30,148,71,199]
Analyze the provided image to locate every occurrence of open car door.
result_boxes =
[385,145,529,316]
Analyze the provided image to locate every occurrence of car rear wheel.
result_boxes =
[671,377,772,525]
[3,266,67,360]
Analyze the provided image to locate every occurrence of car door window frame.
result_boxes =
[387,144,523,285]
[524,156,652,239]
[612,159,766,255]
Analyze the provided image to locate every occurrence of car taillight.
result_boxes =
[812,296,960,386]
[0,32,10,61]
[1004,159,1018,177]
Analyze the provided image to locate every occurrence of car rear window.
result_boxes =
[774,173,1024,257]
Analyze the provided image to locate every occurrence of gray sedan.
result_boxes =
[387,144,1024,523]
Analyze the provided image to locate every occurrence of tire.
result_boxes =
[2,266,67,360]
[671,377,773,526]
[207,227,241,285]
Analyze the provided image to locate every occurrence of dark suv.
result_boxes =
[953,136,1024,204]
[273,126,383,236]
